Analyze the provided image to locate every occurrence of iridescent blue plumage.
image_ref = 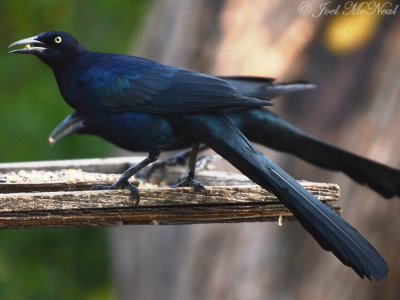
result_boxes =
[78,54,272,114]
[10,31,389,280]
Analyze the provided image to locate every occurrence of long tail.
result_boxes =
[220,76,315,100]
[226,108,400,198]
[179,113,388,280]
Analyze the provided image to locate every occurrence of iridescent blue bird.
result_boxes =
[9,31,389,280]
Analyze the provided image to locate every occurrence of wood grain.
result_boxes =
[0,157,340,229]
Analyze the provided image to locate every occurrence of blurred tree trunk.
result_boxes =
[111,1,400,299]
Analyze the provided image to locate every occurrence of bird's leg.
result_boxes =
[171,142,206,193]
[142,148,191,179]
[143,144,209,179]
[92,153,160,205]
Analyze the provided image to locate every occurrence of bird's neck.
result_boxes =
[43,47,87,75]
[52,51,98,112]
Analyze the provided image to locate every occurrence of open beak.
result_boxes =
[49,113,86,145]
[8,35,46,54]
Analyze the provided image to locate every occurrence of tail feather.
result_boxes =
[179,113,388,280]
[231,109,400,198]
[220,76,315,100]
[301,139,400,198]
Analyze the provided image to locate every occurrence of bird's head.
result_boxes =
[9,31,85,69]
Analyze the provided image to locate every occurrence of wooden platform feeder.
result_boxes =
[0,156,340,229]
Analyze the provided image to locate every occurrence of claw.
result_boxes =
[126,182,140,206]
[91,181,140,205]
[172,174,207,197]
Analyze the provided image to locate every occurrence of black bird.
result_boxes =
[9,31,389,280]
[50,96,400,199]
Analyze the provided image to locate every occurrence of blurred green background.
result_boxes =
[0,1,152,299]
[3,1,399,299]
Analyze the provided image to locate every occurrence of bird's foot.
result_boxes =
[171,174,206,195]
[92,180,140,206]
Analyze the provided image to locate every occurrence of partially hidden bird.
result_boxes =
[9,31,389,280]
[49,91,400,200]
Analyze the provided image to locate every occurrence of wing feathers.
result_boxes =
[81,61,272,113]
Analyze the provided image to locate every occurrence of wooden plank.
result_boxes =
[0,204,341,229]
[0,158,340,229]
[0,168,139,193]
[0,183,339,211]
[0,156,143,173]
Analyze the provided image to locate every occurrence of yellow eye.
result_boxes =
[54,36,62,44]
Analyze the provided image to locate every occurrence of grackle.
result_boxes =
[9,31,389,279]
[50,98,400,199]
